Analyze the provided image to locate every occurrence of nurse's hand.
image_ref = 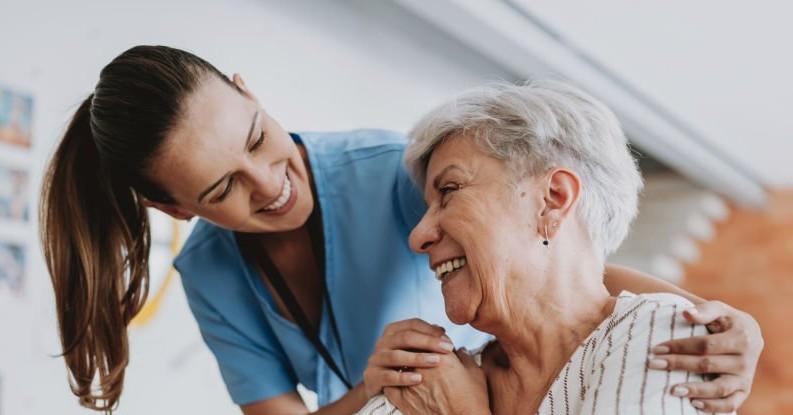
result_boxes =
[363,318,455,399]
[648,300,763,413]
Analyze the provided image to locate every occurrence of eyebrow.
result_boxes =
[197,111,260,203]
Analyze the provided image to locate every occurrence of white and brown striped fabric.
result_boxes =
[356,291,729,415]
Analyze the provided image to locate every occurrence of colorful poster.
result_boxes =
[0,241,24,294]
[0,166,28,221]
[0,86,34,149]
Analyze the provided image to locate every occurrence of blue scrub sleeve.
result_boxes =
[395,160,428,231]
[181,281,298,406]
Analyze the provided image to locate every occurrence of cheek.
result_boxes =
[201,198,251,229]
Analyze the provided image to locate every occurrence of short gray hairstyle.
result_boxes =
[405,80,644,258]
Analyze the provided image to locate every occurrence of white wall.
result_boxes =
[0,0,510,413]
[525,0,793,187]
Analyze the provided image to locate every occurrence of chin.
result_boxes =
[444,301,476,325]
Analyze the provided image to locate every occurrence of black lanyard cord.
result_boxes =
[238,206,352,390]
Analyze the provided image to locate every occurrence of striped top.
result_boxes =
[357,291,730,415]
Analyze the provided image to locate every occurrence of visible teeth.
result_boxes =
[434,257,467,280]
[264,175,292,211]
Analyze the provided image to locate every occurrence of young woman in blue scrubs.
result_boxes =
[40,46,763,414]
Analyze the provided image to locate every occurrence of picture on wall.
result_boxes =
[0,165,28,221]
[0,85,34,149]
[0,241,24,295]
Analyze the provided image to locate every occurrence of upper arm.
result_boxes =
[241,391,308,415]
[603,264,705,304]
[583,297,720,414]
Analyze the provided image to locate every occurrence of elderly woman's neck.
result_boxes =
[483,259,616,380]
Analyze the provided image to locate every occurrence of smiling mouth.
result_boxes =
[433,256,467,281]
[260,172,292,212]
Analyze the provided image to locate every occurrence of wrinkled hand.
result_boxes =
[363,318,455,399]
[385,349,490,415]
[648,300,764,413]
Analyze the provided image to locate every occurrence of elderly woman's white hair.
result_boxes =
[405,80,644,258]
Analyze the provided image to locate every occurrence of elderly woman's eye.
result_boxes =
[439,183,460,195]
[439,183,460,207]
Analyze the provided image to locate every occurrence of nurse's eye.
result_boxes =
[211,177,235,203]
[249,131,266,152]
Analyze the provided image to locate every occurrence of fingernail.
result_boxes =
[686,308,699,317]
[440,341,454,351]
[648,359,668,370]
[442,334,452,342]
[425,354,440,363]
[651,345,670,354]
[409,373,422,382]
[671,386,689,397]
[691,400,704,409]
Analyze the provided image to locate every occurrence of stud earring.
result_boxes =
[542,224,549,246]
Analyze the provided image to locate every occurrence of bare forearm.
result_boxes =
[603,264,705,304]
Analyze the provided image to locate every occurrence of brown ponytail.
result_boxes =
[40,95,150,411]
[38,45,237,412]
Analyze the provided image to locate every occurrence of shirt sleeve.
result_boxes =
[582,296,734,415]
[355,395,403,415]
[395,157,428,231]
[181,279,298,406]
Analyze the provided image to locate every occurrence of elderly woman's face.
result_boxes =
[409,135,548,326]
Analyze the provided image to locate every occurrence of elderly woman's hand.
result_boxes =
[648,300,764,413]
[384,349,490,415]
[362,318,455,399]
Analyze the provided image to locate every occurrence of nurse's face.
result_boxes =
[148,75,314,233]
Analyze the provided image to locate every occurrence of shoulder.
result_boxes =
[173,219,240,287]
[605,291,699,337]
[581,292,711,414]
[297,129,408,167]
[590,291,706,367]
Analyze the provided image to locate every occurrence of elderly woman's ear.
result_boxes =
[537,168,581,238]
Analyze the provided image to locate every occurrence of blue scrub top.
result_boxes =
[174,130,489,406]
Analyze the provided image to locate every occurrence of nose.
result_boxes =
[246,160,279,203]
[409,210,442,254]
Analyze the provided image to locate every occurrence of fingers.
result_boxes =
[650,354,745,375]
[363,363,423,398]
[383,318,446,338]
[378,328,455,355]
[652,332,743,356]
[682,301,734,328]
[670,375,746,400]
[364,321,452,398]
[370,348,443,369]
[381,369,423,386]
[688,391,747,414]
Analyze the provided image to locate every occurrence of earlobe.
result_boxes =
[537,168,580,239]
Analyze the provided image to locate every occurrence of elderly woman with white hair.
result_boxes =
[357,80,744,414]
